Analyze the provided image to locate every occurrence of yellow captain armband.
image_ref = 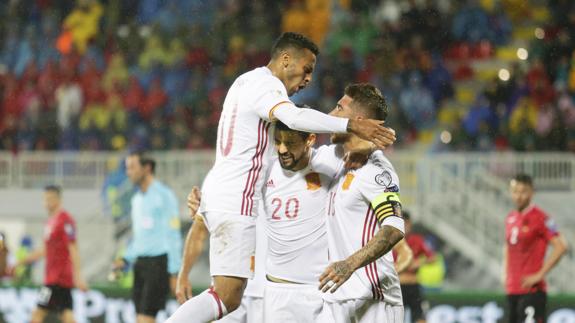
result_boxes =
[370,192,402,224]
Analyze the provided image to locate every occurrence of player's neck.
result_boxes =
[266,62,285,87]
[516,202,533,213]
[48,207,61,217]
[342,136,372,158]
[139,176,154,193]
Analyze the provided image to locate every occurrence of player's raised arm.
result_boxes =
[272,104,396,149]
[260,32,396,149]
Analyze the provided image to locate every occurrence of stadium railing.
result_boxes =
[0,151,573,291]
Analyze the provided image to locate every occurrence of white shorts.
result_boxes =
[264,281,323,323]
[203,212,256,278]
[216,296,263,323]
[317,299,404,323]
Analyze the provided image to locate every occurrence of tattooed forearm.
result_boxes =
[347,225,404,270]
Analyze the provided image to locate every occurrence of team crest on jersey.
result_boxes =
[305,172,321,191]
[375,170,392,187]
[266,179,275,188]
[342,173,355,190]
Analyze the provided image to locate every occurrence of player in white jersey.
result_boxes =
[167,33,396,323]
[174,189,267,323]
[262,121,342,322]
[318,84,406,323]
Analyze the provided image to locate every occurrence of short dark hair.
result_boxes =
[44,185,62,196]
[403,210,411,221]
[512,173,533,187]
[344,83,388,121]
[129,152,156,174]
[275,121,311,141]
[271,32,319,58]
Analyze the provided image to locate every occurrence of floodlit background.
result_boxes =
[0,0,574,322]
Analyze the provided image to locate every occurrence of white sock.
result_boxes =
[165,288,228,323]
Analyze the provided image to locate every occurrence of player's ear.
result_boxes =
[281,51,290,69]
[306,134,316,148]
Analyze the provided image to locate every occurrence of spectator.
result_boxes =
[55,77,82,132]
[62,0,103,54]
[140,79,167,120]
[138,35,168,70]
[399,72,436,130]
[102,53,129,92]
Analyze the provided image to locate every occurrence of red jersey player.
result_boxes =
[397,211,435,323]
[12,185,88,323]
[504,174,567,323]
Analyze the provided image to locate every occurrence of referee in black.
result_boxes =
[113,153,183,322]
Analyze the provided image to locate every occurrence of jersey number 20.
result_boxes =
[271,197,300,220]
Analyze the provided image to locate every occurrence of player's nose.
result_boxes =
[277,143,288,154]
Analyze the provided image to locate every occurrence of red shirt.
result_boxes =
[394,233,434,275]
[505,204,558,295]
[405,233,434,274]
[44,210,76,288]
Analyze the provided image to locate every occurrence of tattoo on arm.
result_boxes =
[348,225,404,270]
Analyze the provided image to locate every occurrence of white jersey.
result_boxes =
[325,150,404,305]
[200,67,292,216]
[263,145,342,284]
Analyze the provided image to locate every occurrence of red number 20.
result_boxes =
[270,197,299,220]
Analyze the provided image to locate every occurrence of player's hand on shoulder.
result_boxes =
[187,186,202,218]
[175,272,193,304]
[347,117,396,149]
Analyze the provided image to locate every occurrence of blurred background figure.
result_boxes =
[112,153,182,323]
[504,174,567,323]
[9,185,87,323]
[399,211,436,323]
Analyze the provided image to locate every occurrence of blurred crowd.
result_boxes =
[1,0,569,152]
[448,0,575,151]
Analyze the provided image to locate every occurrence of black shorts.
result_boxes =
[37,285,73,312]
[132,254,170,317]
[401,283,426,322]
[507,291,547,323]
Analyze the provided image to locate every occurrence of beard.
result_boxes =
[279,152,306,171]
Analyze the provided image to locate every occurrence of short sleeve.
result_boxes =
[357,158,404,233]
[420,238,435,258]
[63,217,76,243]
[252,77,292,121]
[541,214,559,241]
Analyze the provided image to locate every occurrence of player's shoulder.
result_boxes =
[529,205,548,217]
[241,67,285,91]
[310,144,344,177]
[154,181,177,200]
[313,144,344,160]
[58,210,75,224]
[356,150,399,192]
